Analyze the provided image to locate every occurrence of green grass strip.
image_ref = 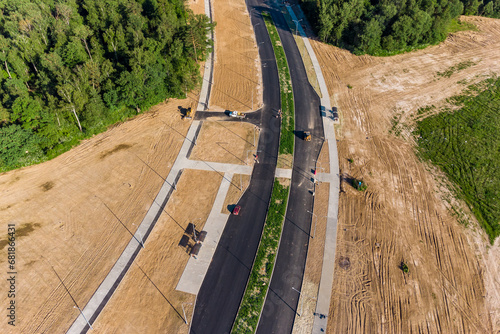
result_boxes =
[262,12,295,156]
[415,76,500,243]
[232,179,290,333]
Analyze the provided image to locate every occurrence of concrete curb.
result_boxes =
[284,5,341,334]
[67,0,217,331]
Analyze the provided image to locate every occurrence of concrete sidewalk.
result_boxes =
[285,5,340,334]
[68,0,217,330]
[176,173,233,295]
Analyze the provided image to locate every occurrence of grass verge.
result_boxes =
[232,179,289,333]
[262,12,295,157]
[231,13,296,333]
[415,76,500,243]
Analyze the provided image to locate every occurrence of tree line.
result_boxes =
[0,0,213,171]
[300,0,500,55]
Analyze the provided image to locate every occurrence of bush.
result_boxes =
[352,178,367,191]
[0,125,44,170]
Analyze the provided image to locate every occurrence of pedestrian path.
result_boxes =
[285,5,340,334]
[68,1,217,330]
[176,173,233,295]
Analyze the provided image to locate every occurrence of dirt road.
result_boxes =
[311,16,500,332]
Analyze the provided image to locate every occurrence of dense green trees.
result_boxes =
[0,0,213,171]
[301,0,499,55]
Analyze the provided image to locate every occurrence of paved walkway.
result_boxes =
[68,0,217,331]
[176,173,233,294]
[285,6,340,334]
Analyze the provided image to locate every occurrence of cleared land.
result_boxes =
[210,0,262,112]
[310,16,500,332]
[92,169,223,334]
[189,121,257,165]
[0,0,262,331]
[0,97,195,333]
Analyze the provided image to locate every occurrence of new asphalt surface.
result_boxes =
[190,0,323,333]
[256,6,323,334]
[189,2,283,333]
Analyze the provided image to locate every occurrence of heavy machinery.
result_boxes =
[184,107,193,119]
[331,107,340,123]
[304,131,311,141]
[229,111,246,119]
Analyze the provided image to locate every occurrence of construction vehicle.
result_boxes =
[229,111,246,119]
[184,107,193,120]
[304,131,311,141]
[331,107,339,123]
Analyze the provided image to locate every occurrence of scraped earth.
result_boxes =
[189,121,257,165]
[92,169,223,334]
[0,97,196,333]
[0,0,261,332]
[209,0,262,112]
[310,16,500,332]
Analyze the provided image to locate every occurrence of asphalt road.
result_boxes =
[190,1,323,332]
[189,2,284,333]
[256,5,323,334]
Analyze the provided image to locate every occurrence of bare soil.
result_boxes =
[222,174,251,214]
[0,0,261,331]
[189,121,257,165]
[210,0,262,112]
[188,0,205,15]
[91,169,223,334]
[0,96,197,333]
[310,16,500,333]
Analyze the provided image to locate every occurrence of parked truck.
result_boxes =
[229,111,246,119]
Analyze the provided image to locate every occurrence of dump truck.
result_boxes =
[229,111,246,119]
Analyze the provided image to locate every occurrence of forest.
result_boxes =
[0,0,213,171]
[300,0,500,55]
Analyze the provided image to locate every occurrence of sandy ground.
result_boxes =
[188,0,205,15]
[0,95,197,333]
[0,0,263,331]
[92,169,223,334]
[310,16,500,332]
[222,174,251,214]
[209,0,262,112]
[189,121,257,165]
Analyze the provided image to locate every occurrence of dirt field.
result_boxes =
[0,0,262,331]
[210,0,262,112]
[0,95,197,333]
[92,169,223,334]
[189,121,257,165]
[188,0,205,15]
[222,174,251,214]
[310,16,500,332]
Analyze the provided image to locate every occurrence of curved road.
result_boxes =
[190,2,283,332]
[190,0,323,333]
[256,5,323,333]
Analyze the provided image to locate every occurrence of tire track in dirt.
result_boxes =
[314,16,500,333]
